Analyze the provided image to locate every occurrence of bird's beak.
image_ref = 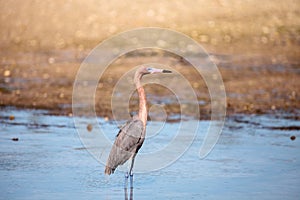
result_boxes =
[149,68,172,74]
[162,69,172,73]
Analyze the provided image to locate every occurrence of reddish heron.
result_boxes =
[104,66,172,189]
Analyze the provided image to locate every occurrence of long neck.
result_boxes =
[134,74,147,127]
[137,87,147,126]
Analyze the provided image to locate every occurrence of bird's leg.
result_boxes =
[129,156,135,189]
[124,171,129,190]
[124,171,129,200]
[130,173,133,189]
[124,155,133,190]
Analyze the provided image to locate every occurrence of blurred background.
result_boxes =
[0,0,299,118]
[1,2,300,199]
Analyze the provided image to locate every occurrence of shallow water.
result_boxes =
[0,108,299,200]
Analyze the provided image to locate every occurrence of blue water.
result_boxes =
[0,108,299,199]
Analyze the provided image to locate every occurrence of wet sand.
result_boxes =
[0,49,299,119]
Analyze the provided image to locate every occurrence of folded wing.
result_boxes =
[105,117,144,175]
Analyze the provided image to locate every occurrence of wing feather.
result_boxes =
[105,117,144,175]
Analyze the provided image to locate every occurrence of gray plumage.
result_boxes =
[104,66,171,178]
[105,116,145,175]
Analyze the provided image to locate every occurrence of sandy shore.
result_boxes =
[0,0,299,119]
[0,48,299,120]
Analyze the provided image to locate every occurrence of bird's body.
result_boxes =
[104,66,171,188]
[104,116,144,175]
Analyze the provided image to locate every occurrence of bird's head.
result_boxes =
[139,66,172,75]
[134,66,172,86]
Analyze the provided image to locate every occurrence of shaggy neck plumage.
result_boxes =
[134,73,147,127]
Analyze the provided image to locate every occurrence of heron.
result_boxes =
[104,66,172,189]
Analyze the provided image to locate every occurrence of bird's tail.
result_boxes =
[104,166,113,175]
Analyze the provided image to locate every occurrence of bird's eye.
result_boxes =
[147,68,152,72]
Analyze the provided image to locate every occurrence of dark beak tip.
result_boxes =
[162,69,172,73]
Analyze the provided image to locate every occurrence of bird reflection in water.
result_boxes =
[124,187,133,200]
